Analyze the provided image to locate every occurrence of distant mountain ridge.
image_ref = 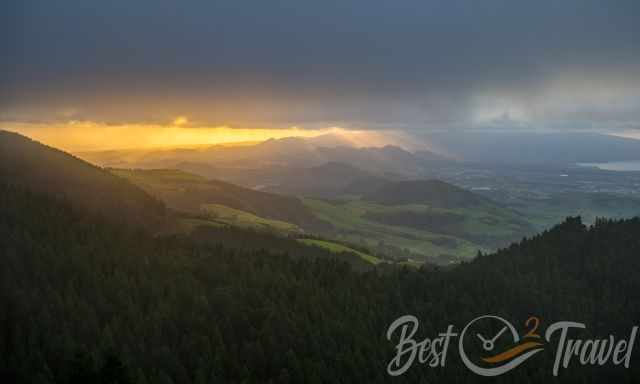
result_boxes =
[78,135,447,183]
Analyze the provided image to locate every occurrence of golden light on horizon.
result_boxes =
[1,118,422,155]
[2,120,335,152]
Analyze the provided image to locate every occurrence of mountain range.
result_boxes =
[77,134,442,184]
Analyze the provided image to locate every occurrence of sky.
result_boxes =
[2,0,640,150]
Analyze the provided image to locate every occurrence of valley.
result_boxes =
[4,129,640,267]
[85,133,640,266]
[108,166,536,265]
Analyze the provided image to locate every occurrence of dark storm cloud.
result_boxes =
[2,0,640,130]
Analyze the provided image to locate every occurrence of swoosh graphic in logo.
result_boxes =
[459,315,545,376]
[482,341,544,364]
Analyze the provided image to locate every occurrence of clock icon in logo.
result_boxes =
[458,315,544,377]
[476,325,509,352]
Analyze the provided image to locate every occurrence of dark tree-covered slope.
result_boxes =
[0,130,167,231]
[1,178,640,383]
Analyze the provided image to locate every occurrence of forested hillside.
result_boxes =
[2,179,639,383]
[0,131,167,232]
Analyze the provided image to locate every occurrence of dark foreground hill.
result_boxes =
[0,130,167,231]
[1,176,639,382]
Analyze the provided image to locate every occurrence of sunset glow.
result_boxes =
[4,120,414,152]
[4,121,325,151]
